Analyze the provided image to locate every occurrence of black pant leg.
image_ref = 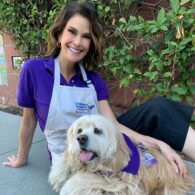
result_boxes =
[117,97,194,151]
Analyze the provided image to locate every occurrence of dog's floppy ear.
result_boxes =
[107,132,130,172]
[65,124,81,168]
[66,124,80,156]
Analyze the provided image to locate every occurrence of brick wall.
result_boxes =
[0,33,22,106]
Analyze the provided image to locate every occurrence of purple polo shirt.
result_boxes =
[17,56,140,174]
[17,56,109,131]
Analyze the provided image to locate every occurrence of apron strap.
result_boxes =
[54,57,60,86]
[79,63,95,89]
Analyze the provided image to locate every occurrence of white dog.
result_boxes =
[49,115,193,195]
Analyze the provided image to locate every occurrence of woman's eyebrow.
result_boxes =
[68,26,77,31]
[83,32,91,37]
[68,26,91,36]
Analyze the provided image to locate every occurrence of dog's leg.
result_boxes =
[59,172,107,195]
[60,171,144,195]
[155,187,187,195]
[48,156,72,192]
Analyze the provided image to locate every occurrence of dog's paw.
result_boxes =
[48,157,71,192]
[49,179,63,192]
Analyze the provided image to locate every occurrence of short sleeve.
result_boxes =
[17,60,35,108]
[88,72,109,101]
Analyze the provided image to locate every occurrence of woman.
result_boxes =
[3,2,195,177]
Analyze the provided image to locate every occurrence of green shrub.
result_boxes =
[98,0,195,105]
[0,0,68,58]
[0,0,194,105]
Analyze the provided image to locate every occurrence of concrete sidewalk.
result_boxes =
[0,111,195,195]
[0,111,57,195]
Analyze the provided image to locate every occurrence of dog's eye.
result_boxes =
[78,128,82,134]
[94,128,102,134]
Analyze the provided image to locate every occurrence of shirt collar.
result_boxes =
[44,55,82,78]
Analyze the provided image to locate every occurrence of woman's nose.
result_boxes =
[74,36,82,46]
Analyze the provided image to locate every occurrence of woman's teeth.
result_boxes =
[69,47,81,53]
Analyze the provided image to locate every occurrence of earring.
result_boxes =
[57,42,61,48]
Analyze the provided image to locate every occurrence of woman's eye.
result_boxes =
[83,34,91,40]
[68,29,76,34]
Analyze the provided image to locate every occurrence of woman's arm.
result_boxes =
[98,100,188,177]
[2,107,37,167]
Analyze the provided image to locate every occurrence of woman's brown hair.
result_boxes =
[45,2,103,70]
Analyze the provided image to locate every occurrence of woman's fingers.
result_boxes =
[2,155,26,168]
[161,145,188,177]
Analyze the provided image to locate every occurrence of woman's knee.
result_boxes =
[182,127,195,161]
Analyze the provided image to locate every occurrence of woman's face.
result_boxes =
[58,14,91,66]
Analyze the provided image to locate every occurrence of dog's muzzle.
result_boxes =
[77,134,98,162]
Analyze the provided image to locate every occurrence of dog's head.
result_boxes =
[64,115,130,173]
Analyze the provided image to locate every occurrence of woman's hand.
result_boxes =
[141,135,188,177]
[2,108,37,168]
[158,141,188,177]
[2,155,27,168]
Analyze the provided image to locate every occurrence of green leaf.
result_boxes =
[180,0,191,5]
[169,95,182,102]
[122,66,131,74]
[155,62,163,71]
[163,72,172,78]
[119,58,124,65]
[149,25,158,33]
[133,68,142,74]
[170,0,179,12]
[186,96,194,104]
[169,41,178,47]
[182,72,190,80]
[160,26,168,31]
[191,70,195,76]
[120,78,129,88]
[119,17,127,24]
[189,85,195,94]
[157,8,166,25]
[147,49,155,56]
[179,38,192,45]
[144,71,158,80]
[192,115,195,121]
[171,85,188,95]
[187,8,195,14]
[105,6,110,12]
[156,83,166,92]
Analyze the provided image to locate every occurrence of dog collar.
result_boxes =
[121,134,140,175]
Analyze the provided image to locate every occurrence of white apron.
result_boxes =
[44,57,100,164]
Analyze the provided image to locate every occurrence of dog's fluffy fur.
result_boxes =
[49,115,193,195]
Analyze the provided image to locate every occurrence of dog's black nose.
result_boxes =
[77,134,88,146]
